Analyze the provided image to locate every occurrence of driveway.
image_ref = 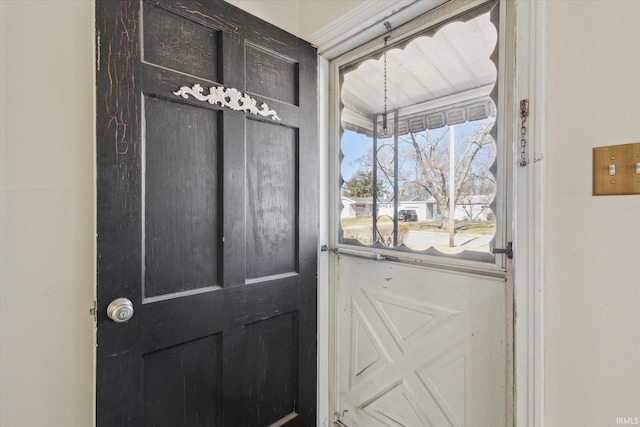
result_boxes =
[403,230,493,251]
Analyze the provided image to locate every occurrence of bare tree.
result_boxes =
[458,169,496,221]
[400,117,496,228]
[350,139,405,200]
[345,117,496,249]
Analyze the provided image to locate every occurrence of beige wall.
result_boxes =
[226,0,365,40]
[544,1,640,425]
[298,0,368,39]
[0,1,95,426]
[225,0,300,36]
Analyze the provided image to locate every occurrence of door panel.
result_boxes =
[245,313,298,425]
[142,1,220,82]
[245,43,299,105]
[143,334,223,427]
[95,1,317,425]
[245,120,298,280]
[336,257,508,427]
[143,97,220,297]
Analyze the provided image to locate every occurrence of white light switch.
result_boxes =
[609,165,616,176]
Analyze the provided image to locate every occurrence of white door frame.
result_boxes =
[512,1,546,425]
[313,0,546,426]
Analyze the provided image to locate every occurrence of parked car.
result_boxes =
[398,209,418,221]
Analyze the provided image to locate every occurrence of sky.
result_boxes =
[340,130,372,181]
[340,120,496,185]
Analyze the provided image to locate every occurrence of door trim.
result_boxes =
[513,0,547,426]
[311,0,546,425]
[308,0,449,59]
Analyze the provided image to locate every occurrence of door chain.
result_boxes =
[519,99,529,166]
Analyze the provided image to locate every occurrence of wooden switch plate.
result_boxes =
[593,142,640,195]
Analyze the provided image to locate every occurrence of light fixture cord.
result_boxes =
[383,35,390,132]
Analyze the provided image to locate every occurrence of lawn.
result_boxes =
[340,217,496,235]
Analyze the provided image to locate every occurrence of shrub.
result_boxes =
[343,222,409,247]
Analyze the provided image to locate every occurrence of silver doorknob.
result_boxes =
[106,298,134,323]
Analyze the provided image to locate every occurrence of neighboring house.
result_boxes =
[377,197,437,221]
[454,194,494,221]
[341,196,375,218]
[342,194,493,221]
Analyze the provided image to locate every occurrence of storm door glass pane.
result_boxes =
[339,7,498,259]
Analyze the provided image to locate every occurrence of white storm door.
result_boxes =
[329,0,514,426]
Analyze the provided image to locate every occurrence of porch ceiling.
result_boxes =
[340,10,497,136]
